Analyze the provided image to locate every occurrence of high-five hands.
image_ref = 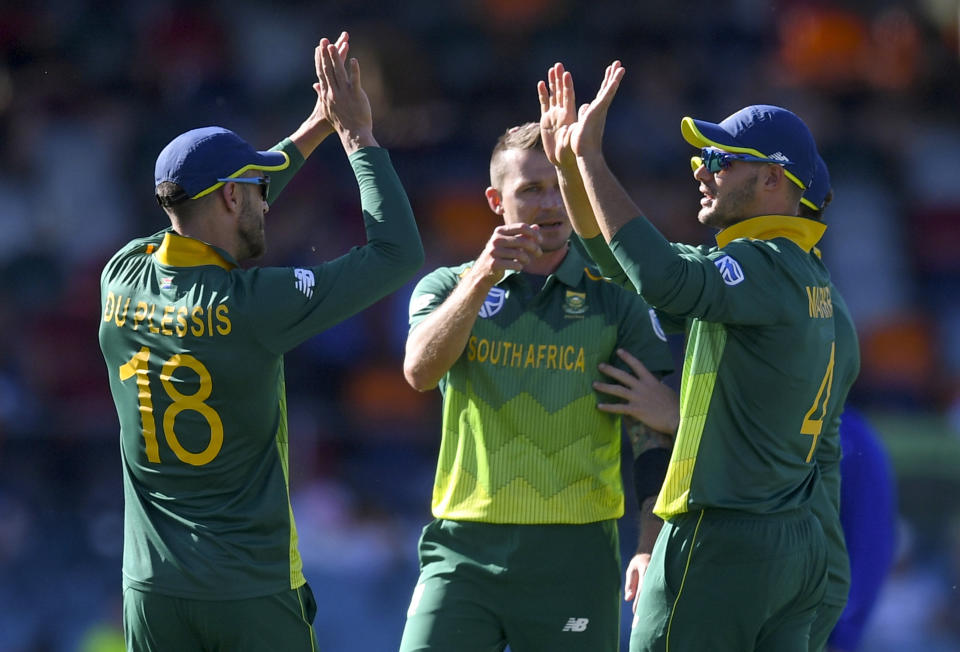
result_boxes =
[537,61,627,161]
[315,31,376,153]
[291,31,351,156]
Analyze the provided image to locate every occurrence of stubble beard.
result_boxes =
[238,198,266,261]
[699,173,758,230]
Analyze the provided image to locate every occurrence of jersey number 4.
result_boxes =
[800,341,835,463]
[118,346,224,466]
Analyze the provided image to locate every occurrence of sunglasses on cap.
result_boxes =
[699,148,793,174]
[217,175,271,201]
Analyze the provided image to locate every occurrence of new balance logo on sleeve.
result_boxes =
[562,617,589,632]
[294,268,315,299]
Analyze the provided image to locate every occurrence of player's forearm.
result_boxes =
[557,163,602,239]
[577,234,636,292]
[350,147,424,276]
[265,139,307,203]
[636,496,663,554]
[288,123,333,159]
[576,152,643,242]
[404,272,493,391]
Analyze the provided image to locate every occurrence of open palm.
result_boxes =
[568,61,626,157]
[538,63,578,168]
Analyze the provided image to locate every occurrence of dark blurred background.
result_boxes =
[1,1,959,650]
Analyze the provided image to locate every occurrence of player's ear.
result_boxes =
[760,164,785,192]
[485,187,504,216]
[220,181,242,214]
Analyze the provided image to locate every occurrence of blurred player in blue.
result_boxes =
[831,409,897,651]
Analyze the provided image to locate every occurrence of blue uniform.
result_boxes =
[829,409,897,651]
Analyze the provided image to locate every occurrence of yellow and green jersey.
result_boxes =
[604,215,838,519]
[409,247,674,524]
[98,145,423,599]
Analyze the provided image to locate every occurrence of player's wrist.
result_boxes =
[458,264,501,299]
[289,121,334,158]
[338,128,377,154]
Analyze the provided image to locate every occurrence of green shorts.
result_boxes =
[399,518,621,652]
[122,583,319,652]
[630,508,827,652]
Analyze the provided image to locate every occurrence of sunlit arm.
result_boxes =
[403,269,497,391]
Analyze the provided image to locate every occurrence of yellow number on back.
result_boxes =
[118,347,160,463]
[118,347,223,466]
[801,341,835,462]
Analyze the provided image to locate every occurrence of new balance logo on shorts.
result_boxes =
[562,617,589,632]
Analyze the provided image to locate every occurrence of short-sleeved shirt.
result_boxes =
[408,246,674,524]
[606,214,837,519]
[99,146,422,599]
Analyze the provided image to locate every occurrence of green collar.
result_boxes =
[154,232,239,270]
[715,215,827,252]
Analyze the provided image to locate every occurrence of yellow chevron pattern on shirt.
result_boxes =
[432,392,624,524]
[655,321,727,519]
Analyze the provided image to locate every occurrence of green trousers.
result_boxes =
[400,519,622,652]
[630,508,827,652]
[123,583,319,652]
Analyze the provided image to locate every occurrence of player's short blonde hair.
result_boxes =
[489,122,542,189]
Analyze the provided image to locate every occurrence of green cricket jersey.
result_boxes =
[99,144,423,599]
[408,246,674,524]
[605,215,836,519]
[811,272,860,606]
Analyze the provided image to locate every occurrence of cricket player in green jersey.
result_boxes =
[595,152,862,651]
[399,122,674,652]
[98,34,423,652]
[540,61,838,651]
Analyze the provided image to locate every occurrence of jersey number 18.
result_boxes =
[118,346,224,466]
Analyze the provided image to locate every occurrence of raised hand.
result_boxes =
[538,62,578,169]
[569,61,625,157]
[290,32,351,156]
[316,34,376,153]
[594,347,679,436]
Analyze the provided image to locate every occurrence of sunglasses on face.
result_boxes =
[217,175,271,201]
[698,148,793,174]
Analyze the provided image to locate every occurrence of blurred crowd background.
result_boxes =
[1,0,959,650]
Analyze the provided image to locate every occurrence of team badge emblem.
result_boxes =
[479,287,506,318]
[714,255,745,286]
[563,290,587,316]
